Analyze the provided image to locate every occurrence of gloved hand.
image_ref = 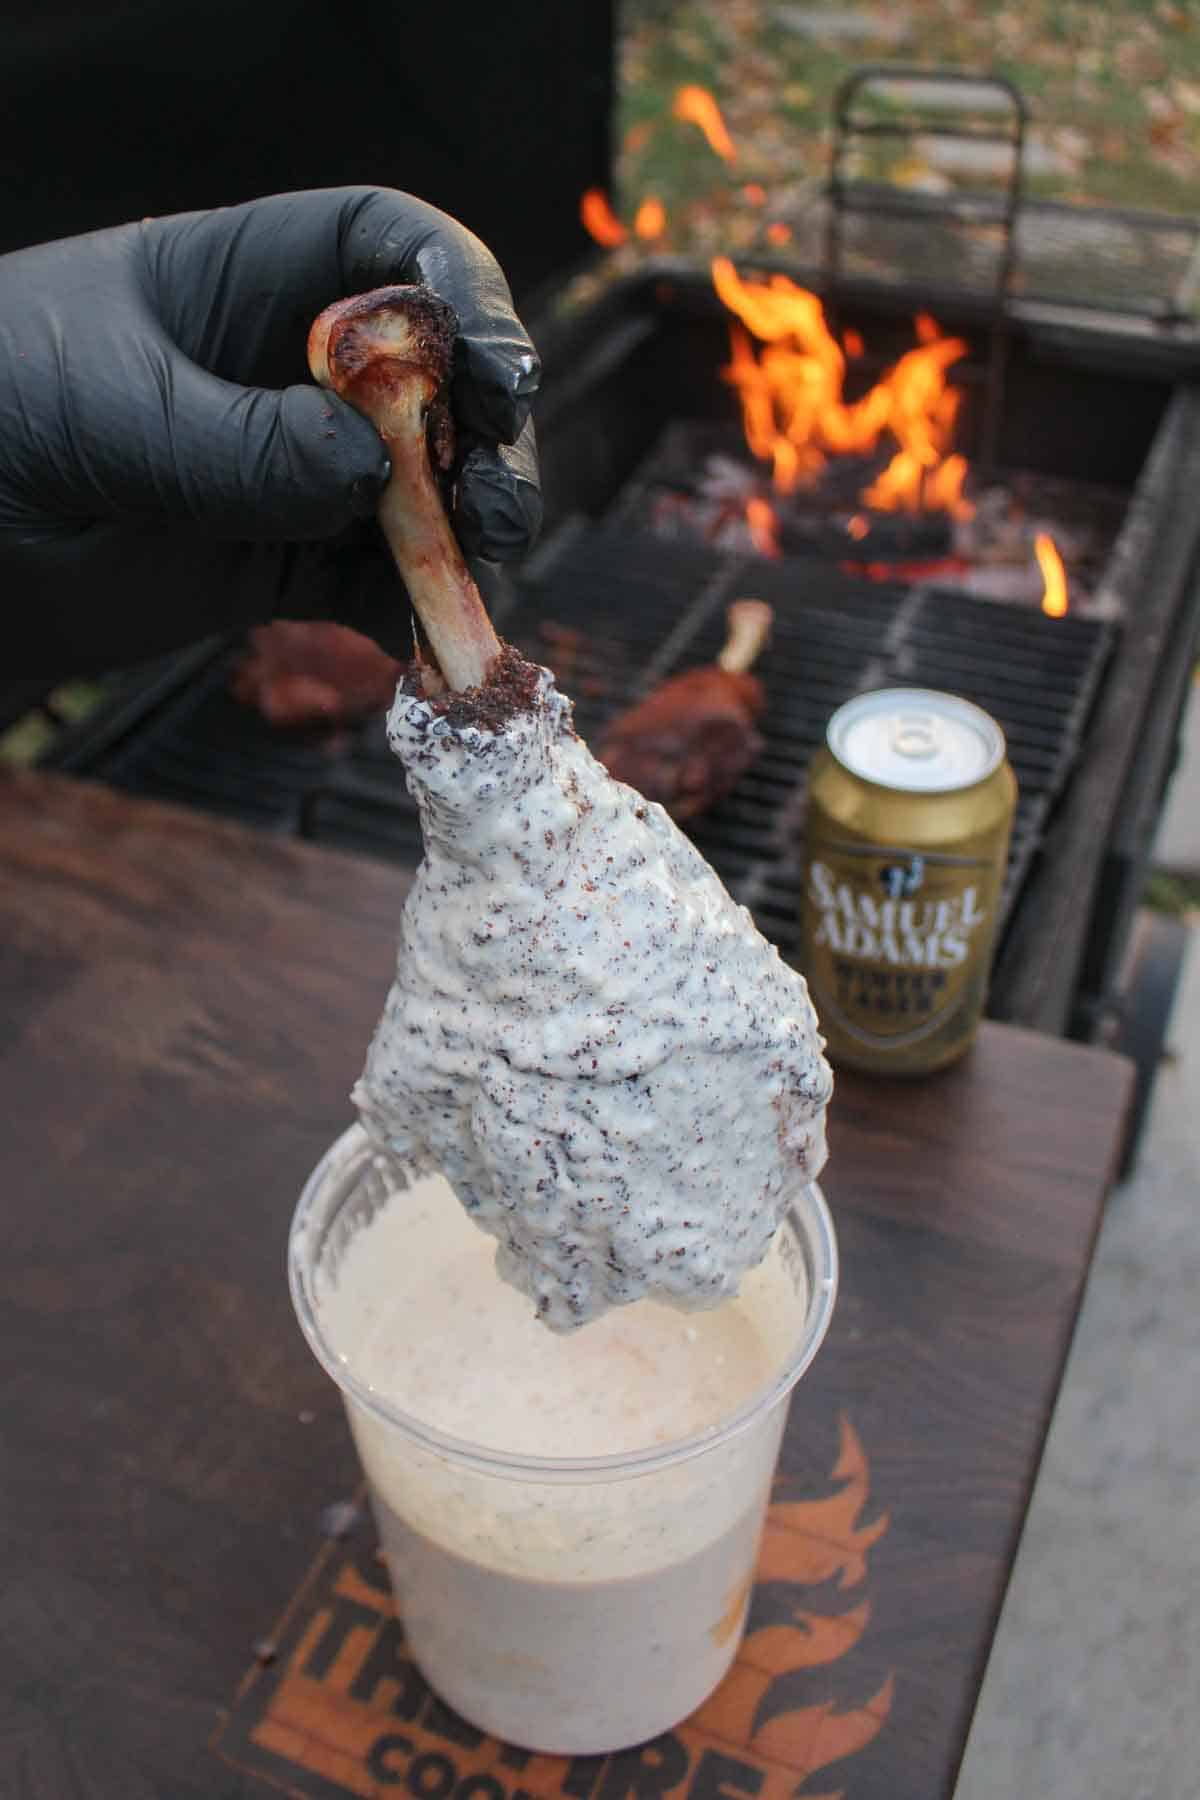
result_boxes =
[0,187,542,678]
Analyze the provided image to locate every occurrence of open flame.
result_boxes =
[581,86,740,252]
[744,496,780,558]
[633,196,667,241]
[672,85,738,162]
[1035,532,1069,617]
[712,257,974,521]
[583,91,993,559]
[580,188,626,248]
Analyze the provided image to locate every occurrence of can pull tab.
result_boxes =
[891,713,941,760]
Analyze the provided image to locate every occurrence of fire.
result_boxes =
[633,196,666,240]
[745,496,780,557]
[582,87,735,252]
[712,257,975,519]
[581,190,668,248]
[580,189,626,248]
[672,85,737,162]
[1035,532,1069,617]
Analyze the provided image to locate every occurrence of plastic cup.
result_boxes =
[288,1124,837,1755]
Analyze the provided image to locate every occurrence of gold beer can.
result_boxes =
[800,688,1017,1076]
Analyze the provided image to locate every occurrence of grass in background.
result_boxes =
[616,0,1200,247]
[1144,868,1200,919]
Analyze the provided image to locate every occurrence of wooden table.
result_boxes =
[0,772,1133,1800]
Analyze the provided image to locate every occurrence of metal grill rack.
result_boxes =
[500,525,1112,958]
[51,518,1112,974]
[740,64,1200,330]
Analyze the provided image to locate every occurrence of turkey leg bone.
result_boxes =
[308,286,502,692]
[716,598,772,674]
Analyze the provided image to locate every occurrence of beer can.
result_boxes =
[800,688,1017,1076]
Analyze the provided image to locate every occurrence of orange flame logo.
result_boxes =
[220,1415,896,1800]
[765,1415,891,1588]
[690,1416,894,1796]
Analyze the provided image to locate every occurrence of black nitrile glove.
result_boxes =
[0,187,542,678]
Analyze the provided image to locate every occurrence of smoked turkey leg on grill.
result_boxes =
[597,600,773,820]
[231,621,402,728]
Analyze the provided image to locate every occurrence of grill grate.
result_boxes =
[604,421,1128,599]
[503,528,1111,954]
[76,521,1112,969]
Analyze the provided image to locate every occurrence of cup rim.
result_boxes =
[288,1123,838,1483]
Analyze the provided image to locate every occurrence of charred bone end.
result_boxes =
[308,285,502,693]
[398,642,546,735]
[308,284,457,399]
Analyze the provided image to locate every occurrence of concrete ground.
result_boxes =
[956,682,1200,1800]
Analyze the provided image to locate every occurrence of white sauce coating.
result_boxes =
[354,662,832,1331]
[320,1168,786,1460]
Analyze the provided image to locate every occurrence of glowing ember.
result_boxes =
[846,514,870,541]
[711,257,974,520]
[765,222,792,246]
[580,189,627,248]
[634,197,667,240]
[843,328,865,359]
[672,85,738,162]
[742,183,767,206]
[745,496,780,557]
[1035,532,1069,617]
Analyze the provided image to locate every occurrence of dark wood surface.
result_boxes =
[0,771,1133,1800]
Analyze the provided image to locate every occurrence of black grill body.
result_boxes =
[36,268,1200,1051]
